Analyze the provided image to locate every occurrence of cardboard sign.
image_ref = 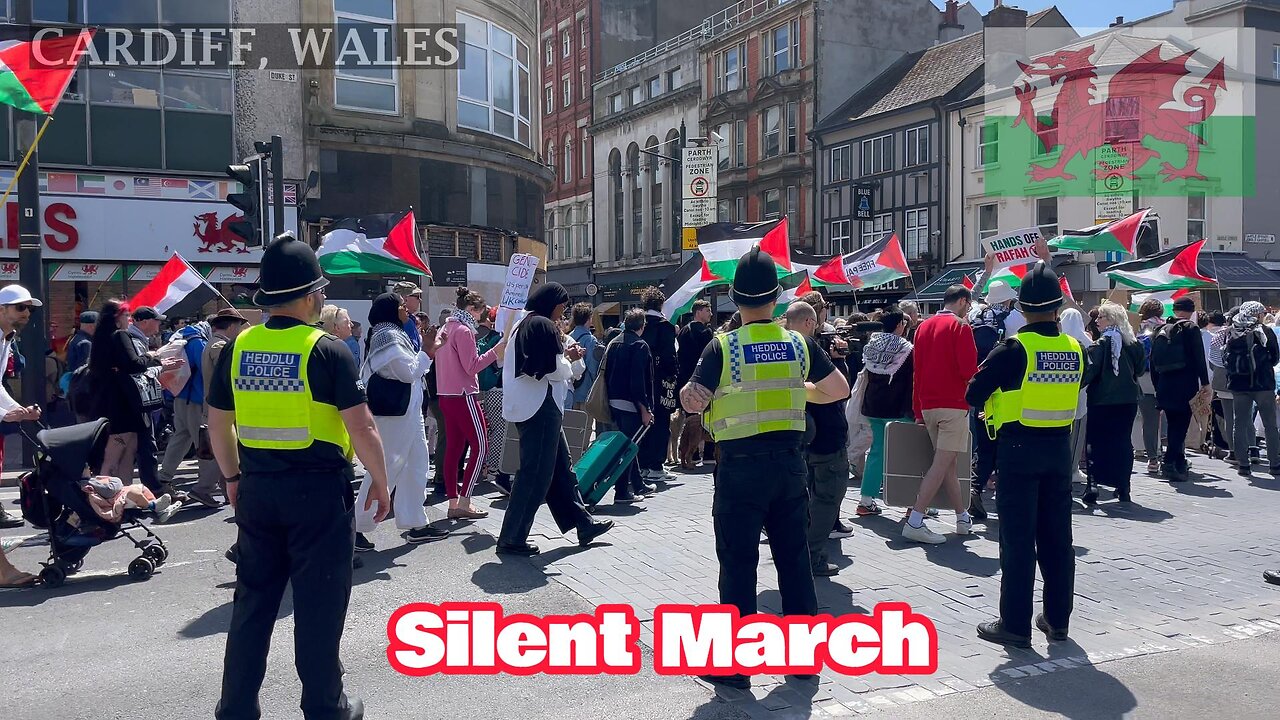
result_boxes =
[881,421,971,510]
[496,253,539,335]
[982,227,1043,272]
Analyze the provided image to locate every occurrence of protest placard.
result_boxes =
[495,253,540,335]
[982,227,1044,271]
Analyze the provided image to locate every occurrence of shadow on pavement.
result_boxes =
[1091,502,1176,522]
[988,646,1137,720]
[857,516,1001,577]
[179,583,295,640]
[470,555,552,595]
[1169,481,1233,499]
[0,569,137,607]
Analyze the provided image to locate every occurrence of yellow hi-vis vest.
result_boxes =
[702,323,809,442]
[984,331,1083,439]
[230,324,353,457]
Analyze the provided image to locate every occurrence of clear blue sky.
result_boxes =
[941,0,1177,30]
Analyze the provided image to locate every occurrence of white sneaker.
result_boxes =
[902,521,946,544]
[155,500,183,524]
[956,517,973,536]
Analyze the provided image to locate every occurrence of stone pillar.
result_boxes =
[621,167,635,260]
[640,157,654,258]
[659,158,674,257]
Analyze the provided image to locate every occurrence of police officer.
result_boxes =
[208,233,391,720]
[680,247,850,689]
[966,257,1085,648]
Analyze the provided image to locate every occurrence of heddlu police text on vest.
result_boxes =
[240,351,303,378]
[744,342,797,363]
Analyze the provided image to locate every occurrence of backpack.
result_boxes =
[1151,320,1191,372]
[68,364,97,417]
[19,469,61,529]
[1225,327,1262,383]
[1138,332,1153,373]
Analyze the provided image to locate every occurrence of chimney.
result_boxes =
[984,4,1031,88]
[984,3,1029,29]
[1110,16,1126,27]
[938,0,965,43]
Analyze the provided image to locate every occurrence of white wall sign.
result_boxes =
[496,253,540,335]
[682,146,717,228]
[1245,233,1275,244]
[981,227,1044,271]
[51,263,121,282]
[1095,192,1134,222]
[130,265,163,282]
[0,260,17,281]
[205,266,262,284]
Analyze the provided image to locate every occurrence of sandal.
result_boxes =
[447,507,489,520]
[0,572,38,588]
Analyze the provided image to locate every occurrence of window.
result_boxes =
[648,76,662,98]
[734,119,746,167]
[716,123,731,171]
[764,189,782,219]
[735,197,746,222]
[546,211,556,256]
[1105,97,1140,143]
[904,125,929,167]
[786,185,798,232]
[628,85,643,105]
[562,76,571,107]
[458,13,531,145]
[667,67,682,90]
[545,40,553,66]
[762,105,781,159]
[581,137,589,179]
[580,67,589,101]
[861,134,892,175]
[978,203,999,240]
[1274,45,1280,80]
[1035,197,1059,240]
[829,144,852,183]
[767,20,799,75]
[861,213,892,247]
[786,102,798,153]
[716,44,744,93]
[580,18,588,49]
[905,208,929,259]
[544,84,553,114]
[564,136,573,184]
[830,220,852,255]
[562,30,571,58]
[335,0,398,114]
[1187,193,1207,243]
[718,200,732,222]
[607,93,622,113]
[978,122,998,165]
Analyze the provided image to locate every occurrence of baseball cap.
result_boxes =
[132,306,166,321]
[79,311,99,324]
[0,285,43,307]
[1172,296,1196,312]
[393,281,423,297]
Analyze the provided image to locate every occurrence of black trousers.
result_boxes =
[638,405,673,472]
[497,388,592,547]
[970,409,997,493]
[1162,405,1193,469]
[806,450,849,569]
[1086,403,1138,493]
[713,448,817,616]
[611,409,646,499]
[995,431,1074,638]
[217,471,358,720]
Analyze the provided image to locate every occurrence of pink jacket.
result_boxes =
[435,317,499,396]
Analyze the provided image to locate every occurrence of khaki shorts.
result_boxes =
[922,408,971,454]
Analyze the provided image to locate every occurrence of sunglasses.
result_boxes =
[11,304,33,313]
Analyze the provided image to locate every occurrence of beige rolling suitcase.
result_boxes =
[882,421,971,509]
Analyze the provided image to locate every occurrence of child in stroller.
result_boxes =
[80,474,183,525]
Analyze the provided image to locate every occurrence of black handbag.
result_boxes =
[366,373,411,417]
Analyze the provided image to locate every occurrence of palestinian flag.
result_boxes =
[697,219,791,281]
[1104,240,1216,290]
[660,253,727,321]
[1129,288,1191,315]
[1048,209,1150,254]
[773,271,815,317]
[316,210,430,276]
[975,263,1031,293]
[0,30,94,113]
[128,254,221,318]
[1059,275,1075,302]
[812,233,910,290]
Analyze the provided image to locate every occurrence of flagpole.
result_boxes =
[1204,240,1225,311]
[0,115,52,210]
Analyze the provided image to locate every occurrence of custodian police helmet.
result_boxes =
[253,231,330,307]
[1016,260,1064,313]
[731,246,781,308]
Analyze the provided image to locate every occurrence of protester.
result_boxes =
[0,285,44,529]
[157,315,211,501]
[496,282,611,556]
[1151,296,1209,481]
[905,285,976,543]
[966,282,1016,522]
[476,308,509,492]
[674,300,714,469]
[638,287,678,483]
[393,281,424,350]
[1082,302,1146,502]
[190,308,248,507]
[1136,299,1165,473]
[320,305,354,344]
[355,293,446,548]
[899,300,921,341]
[347,321,363,367]
[1222,301,1280,477]
[568,303,601,413]
[126,306,181,501]
[65,311,96,375]
[435,287,507,519]
[784,301,851,577]
[605,309,657,504]
[425,307,452,495]
[857,305,914,517]
[1207,311,1235,458]
[1061,308,1094,484]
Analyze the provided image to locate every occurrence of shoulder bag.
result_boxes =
[363,353,412,417]
[584,340,616,425]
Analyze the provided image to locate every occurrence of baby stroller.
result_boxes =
[17,418,169,588]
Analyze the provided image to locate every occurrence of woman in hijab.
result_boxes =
[495,283,611,556]
[1061,308,1094,484]
[353,293,443,549]
[1082,302,1147,502]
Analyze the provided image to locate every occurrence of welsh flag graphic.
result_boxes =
[316,210,431,277]
[0,31,95,113]
[1104,241,1216,290]
[1048,209,1151,254]
[812,233,910,290]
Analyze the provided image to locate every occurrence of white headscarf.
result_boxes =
[1060,308,1093,348]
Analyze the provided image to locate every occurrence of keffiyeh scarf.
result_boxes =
[367,321,414,374]
[452,307,478,333]
[1101,327,1124,376]
[862,332,913,379]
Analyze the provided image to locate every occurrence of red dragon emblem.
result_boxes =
[81,264,98,275]
[1013,44,1227,182]
[193,212,251,254]
[1,262,16,274]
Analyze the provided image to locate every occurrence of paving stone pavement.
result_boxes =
[456,451,1280,717]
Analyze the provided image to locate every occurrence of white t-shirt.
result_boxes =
[1004,309,1026,337]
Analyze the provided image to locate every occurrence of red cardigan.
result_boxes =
[911,311,978,420]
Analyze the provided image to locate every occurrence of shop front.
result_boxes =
[593,265,679,322]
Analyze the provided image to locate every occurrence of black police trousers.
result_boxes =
[713,447,817,616]
[216,471,358,720]
[994,430,1075,638]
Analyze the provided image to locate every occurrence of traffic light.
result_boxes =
[226,159,268,248]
